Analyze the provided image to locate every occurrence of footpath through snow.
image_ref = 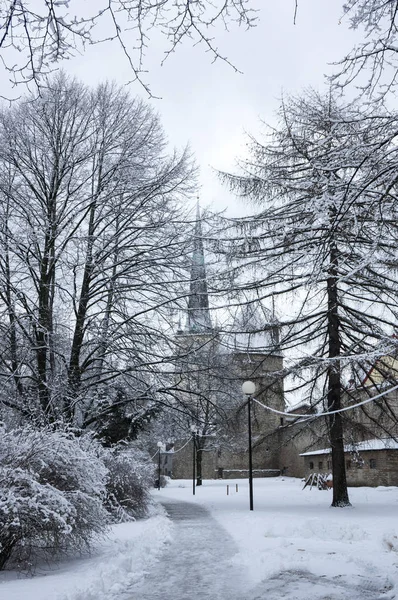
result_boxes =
[1,477,398,599]
[123,497,247,600]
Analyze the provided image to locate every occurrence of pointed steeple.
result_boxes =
[186,202,212,333]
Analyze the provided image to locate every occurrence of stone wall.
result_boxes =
[278,416,328,478]
[233,352,285,436]
[344,389,398,441]
[218,469,280,479]
[170,436,281,480]
[169,350,286,479]
[279,425,315,478]
[170,440,217,480]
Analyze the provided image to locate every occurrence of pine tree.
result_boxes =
[219,90,398,506]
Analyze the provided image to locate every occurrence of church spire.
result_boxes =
[186,202,212,333]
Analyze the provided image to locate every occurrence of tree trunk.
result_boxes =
[3,212,23,397]
[96,214,120,380]
[327,242,350,507]
[67,201,97,420]
[36,188,58,418]
[36,230,53,416]
[196,436,205,486]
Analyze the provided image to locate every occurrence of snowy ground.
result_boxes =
[157,478,398,599]
[1,477,398,600]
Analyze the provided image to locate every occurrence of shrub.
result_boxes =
[0,467,75,569]
[159,474,169,488]
[0,427,109,570]
[0,426,155,570]
[103,445,155,521]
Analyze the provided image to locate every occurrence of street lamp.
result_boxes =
[157,441,163,491]
[190,424,198,496]
[242,380,256,511]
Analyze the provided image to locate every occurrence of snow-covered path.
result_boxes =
[123,497,248,600]
[251,568,389,599]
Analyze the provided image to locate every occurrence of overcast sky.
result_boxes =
[58,1,360,217]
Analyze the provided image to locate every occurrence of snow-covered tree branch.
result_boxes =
[0,0,257,95]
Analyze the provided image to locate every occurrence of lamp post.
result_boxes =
[157,441,163,491]
[190,424,198,496]
[242,380,256,511]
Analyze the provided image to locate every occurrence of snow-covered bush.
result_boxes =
[0,426,156,569]
[0,427,109,569]
[159,474,169,488]
[103,445,155,521]
[0,467,75,569]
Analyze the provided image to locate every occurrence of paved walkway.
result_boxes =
[124,497,247,600]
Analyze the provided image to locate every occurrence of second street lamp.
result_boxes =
[190,425,198,495]
[157,441,163,491]
[242,380,256,511]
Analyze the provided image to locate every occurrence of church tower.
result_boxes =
[226,300,286,473]
[186,202,212,334]
[172,203,219,481]
[171,204,285,480]
[175,202,217,357]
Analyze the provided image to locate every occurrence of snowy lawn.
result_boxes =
[2,477,397,600]
[0,506,172,600]
[158,477,398,598]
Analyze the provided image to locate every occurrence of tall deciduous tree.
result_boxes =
[0,74,196,428]
[219,90,398,507]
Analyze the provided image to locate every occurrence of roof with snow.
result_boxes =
[300,438,398,457]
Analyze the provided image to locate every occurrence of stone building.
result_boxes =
[278,404,324,478]
[300,439,398,486]
[278,362,398,485]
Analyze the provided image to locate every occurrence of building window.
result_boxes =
[370,458,377,469]
[309,461,314,470]
[318,461,323,470]
[346,460,352,470]
[280,417,284,426]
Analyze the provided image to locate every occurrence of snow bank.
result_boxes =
[0,507,172,600]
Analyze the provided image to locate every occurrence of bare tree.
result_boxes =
[0,73,196,427]
[5,1,397,100]
[173,331,240,484]
[218,89,398,507]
